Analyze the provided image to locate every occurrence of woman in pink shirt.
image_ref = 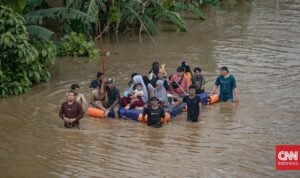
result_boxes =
[169,67,190,96]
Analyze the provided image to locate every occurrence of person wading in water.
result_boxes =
[59,91,84,128]
[211,66,239,102]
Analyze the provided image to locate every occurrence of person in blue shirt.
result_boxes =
[90,72,105,90]
[211,66,239,102]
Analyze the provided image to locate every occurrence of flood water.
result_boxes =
[1,0,300,177]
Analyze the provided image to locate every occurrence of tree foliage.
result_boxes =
[0,5,56,97]
[59,32,99,59]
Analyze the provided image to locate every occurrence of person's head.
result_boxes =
[194,67,202,77]
[189,85,197,96]
[131,73,139,80]
[150,97,159,107]
[156,80,163,90]
[220,66,229,76]
[185,65,192,73]
[152,61,159,68]
[158,69,165,79]
[151,61,160,75]
[106,77,115,89]
[135,83,142,91]
[181,61,191,73]
[181,61,187,71]
[97,72,105,82]
[176,67,185,77]
[67,90,76,102]
[70,84,80,93]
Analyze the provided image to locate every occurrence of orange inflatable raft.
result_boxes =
[87,107,105,118]
[207,94,219,104]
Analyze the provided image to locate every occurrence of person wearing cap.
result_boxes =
[211,66,239,102]
[105,77,121,118]
[142,97,166,128]
[169,67,190,96]
[90,72,105,91]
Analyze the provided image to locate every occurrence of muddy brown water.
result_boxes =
[1,0,300,177]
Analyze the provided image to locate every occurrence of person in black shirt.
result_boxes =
[90,72,105,90]
[105,77,120,118]
[143,97,166,128]
[183,85,202,122]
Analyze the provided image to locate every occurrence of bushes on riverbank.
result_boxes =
[59,32,99,59]
[0,6,56,97]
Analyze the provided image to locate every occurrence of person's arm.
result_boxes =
[108,98,119,111]
[74,103,84,122]
[80,94,88,111]
[161,64,167,76]
[201,75,206,90]
[232,77,238,102]
[160,108,166,125]
[59,104,69,122]
[198,96,202,112]
[142,108,148,122]
[90,90,96,103]
[59,104,64,119]
[99,81,106,95]
[211,77,220,95]
[233,88,239,102]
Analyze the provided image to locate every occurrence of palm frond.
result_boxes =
[24,7,97,25]
[87,0,107,18]
[186,3,205,20]
[26,25,54,40]
[123,4,156,44]
[160,10,187,31]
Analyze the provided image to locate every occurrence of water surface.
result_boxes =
[0,0,300,177]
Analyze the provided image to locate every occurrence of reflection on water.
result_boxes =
[1,0,300,177]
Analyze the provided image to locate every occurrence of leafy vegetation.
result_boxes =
[1,0,244,97]
[59,32,99,58]
[0,5,56,97]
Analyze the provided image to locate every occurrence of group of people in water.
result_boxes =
[59,61,239,128]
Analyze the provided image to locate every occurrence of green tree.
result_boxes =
[0,5,56,97]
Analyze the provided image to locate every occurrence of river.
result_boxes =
[0,0,300,177]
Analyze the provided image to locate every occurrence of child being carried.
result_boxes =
[121,83,144,110]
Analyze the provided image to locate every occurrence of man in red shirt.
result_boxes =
[59,91,84,128]
[169,67,190,96]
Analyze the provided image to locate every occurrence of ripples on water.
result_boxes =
[0,0,300,177]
